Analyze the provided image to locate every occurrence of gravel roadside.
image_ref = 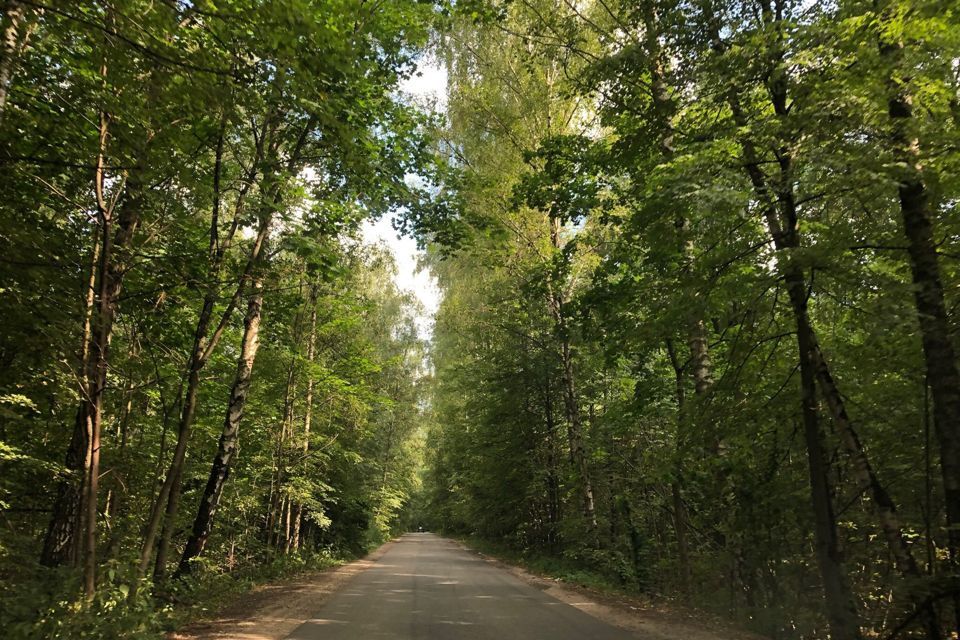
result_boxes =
[169,541,396,640]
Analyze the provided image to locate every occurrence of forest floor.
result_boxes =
[169,536,763,640]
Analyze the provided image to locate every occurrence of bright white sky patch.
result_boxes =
[362,58,447,341]
[400,57,448,112]
[361,215,440,340]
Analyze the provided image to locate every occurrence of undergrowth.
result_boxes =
[0,548,352,640]
[456,535,638,595]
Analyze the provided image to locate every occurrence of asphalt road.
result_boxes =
[286,533,637,640]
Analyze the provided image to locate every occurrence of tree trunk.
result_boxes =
[282,496,292,550]
[546,216,597,534]
[716,10,938,628]
[104,361,136,560]
[40,227,99,567]
[791,270,863,639]
[290,287,318,553]
[882,31,960,634]
[140,122,265,587]
[666,340,692,599]
[176,275,265,576]
[0,0,33,120]
[771,24,938,629]
[543,370,561,552]
[639,3,715,404]
[702,0,949,627]
[41,88,148,599]
[149,363,200,581]
[175,106,313,577]
[703,6,862,634]
[559,337,597,531]
[267,359,296,552]
[79,102,147,596]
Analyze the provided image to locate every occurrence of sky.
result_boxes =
[359,58,448,340]
[361,215,440,339]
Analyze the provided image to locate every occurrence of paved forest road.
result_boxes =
[286,533,638,640]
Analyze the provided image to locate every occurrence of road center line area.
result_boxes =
[285,533,638,640]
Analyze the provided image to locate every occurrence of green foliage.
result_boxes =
[0,0,436,633]
[3,563,168,640]
[419,0,960,637]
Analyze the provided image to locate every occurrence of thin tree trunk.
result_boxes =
[715,3,938,628]
[546,216,597,534]
[42,57,152,588]
[792,273,862,638]
[83,98,148,597]
[280,355,298,532]
[267,360,296,553]
[289,506,303,553]
[0,0,33,120]
[702,4,861,635]
[666,340,692,599]
[543,370,561,552]
[176,275,265,576]
[282,496,292,550]
[40,226,99,567]
[766,8,938,627]
[265,454,279,548]
[811,330,941,638]
[42,79,149,599]
[104,359,136,560]
[82,68,112,602]
[640,4,715,403]
[290,287,318,553]
[559,337,596,531]
[140,119,265,588]
[670,482,691,594]
[149,218,263,582]
[174,111,315,577]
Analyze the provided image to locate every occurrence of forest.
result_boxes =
[1,0,959,638]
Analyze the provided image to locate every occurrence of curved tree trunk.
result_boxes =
[139,120,267,588]
[176,275,265,576]
[703,3,860,635]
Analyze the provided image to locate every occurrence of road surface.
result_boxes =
[286,533,638,639]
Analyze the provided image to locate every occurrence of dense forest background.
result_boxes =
[1,0,960,638]
[0,0,437,636]
[420,0,960,638]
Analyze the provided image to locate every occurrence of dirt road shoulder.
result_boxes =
[169,541,395,640]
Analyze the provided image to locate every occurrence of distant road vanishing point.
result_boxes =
[286,533,637,640]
